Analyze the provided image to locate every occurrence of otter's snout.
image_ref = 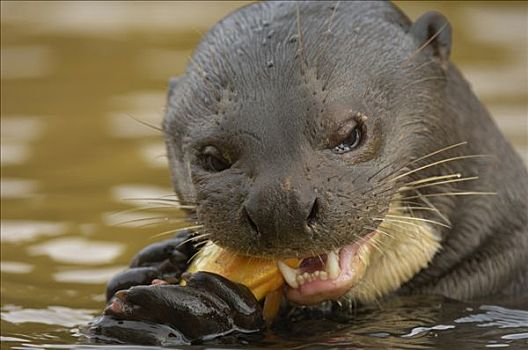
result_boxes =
[243,177,319,242]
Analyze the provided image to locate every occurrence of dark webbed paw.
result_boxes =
[101,272,265,343]
[98,233,265,344]
[105,267,160,301]
[105,230,196,301]
[185,271,262,328]
[129,230,194,270]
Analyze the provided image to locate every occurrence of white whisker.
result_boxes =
[399,191,496,201]
[400,176,479,191]
[150,225,204,239]
[391,154,489,182]
[410,141,468,164]
[402,174,461,187]
[384,214,451,228]
[364,225,394,239]
[374,217,423,230]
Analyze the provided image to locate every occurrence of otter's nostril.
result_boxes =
[306,198,319,227]
[243,206,260,235]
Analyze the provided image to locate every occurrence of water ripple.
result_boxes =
[1,306,94,327]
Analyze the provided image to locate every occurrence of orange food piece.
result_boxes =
[185,241,299,301]
[262,288,283,324]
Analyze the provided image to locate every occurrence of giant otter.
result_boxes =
[92,1,528,345]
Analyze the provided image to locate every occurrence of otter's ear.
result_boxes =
[409,11,452,70]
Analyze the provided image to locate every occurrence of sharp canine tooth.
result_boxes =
[297,275,305,285]
[327,251,341,279]
[278,261,299,289]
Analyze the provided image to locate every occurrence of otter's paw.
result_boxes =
[105,230,198,301]
[105,266,160,302]
[129,230,195,270]
[103,272,265,343]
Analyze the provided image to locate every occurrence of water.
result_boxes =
[1,1,527,349]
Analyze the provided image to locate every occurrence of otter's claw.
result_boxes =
[96,272,265,344]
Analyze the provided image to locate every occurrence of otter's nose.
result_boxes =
[243,182,319,238]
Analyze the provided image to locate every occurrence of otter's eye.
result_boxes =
[201,146,231,172]
[333,126,362,154]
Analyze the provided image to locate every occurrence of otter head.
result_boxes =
[164,2,456,305]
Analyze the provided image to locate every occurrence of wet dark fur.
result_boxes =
[163,1,528,300]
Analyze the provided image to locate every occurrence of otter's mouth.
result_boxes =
[277,232,377,305]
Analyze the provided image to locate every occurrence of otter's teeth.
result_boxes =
[327,250,341,279]
[277,261,299,289]
[296,274,305,285]
[280,250,342,288]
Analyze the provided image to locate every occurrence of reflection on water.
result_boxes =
[1,1,527,349]
[0,178,38,199]
[1,221,68,243]
[109,184,175,205]
[137,142,167,169]
[53,266,127,285]
[106,91,166,139]
[1,116,45,166]
[1,306,94,328]
[455,305,528,329]
[28,238,123,265]
[1,261,34,274]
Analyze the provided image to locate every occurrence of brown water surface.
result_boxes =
[1,1,527,349]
